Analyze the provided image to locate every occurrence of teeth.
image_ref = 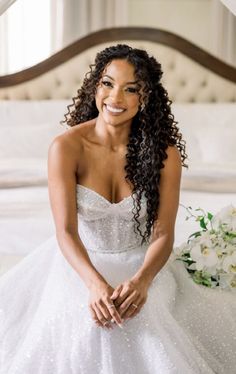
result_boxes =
[106,104,124,113]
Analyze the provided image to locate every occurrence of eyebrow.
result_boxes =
[103,74,138,85]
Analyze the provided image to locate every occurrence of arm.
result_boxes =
[48,135,122,327]
[48,136,104,288]
[133,145,182,285]
[111,146,182,319]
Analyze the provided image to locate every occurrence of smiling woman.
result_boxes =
[0,43,235,374]
[60,44,186,242]
[95,60,141,127]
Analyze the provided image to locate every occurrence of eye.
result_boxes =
[101,80,112,87]
[126,87,138,93]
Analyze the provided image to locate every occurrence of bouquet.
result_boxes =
[174,204,236,290]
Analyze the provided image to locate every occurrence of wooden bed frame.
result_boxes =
[1,27,236,87]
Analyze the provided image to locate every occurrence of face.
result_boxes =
[95,59,141,127]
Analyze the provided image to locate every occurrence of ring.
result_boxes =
[102,320,109,326]
[132,303,138,309]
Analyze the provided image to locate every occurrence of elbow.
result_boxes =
[56,228,79,245]
[152,230,174,245]
[167,232,175,251]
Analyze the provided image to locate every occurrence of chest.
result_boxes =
[76,143,132,203]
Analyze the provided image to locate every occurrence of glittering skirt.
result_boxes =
[0,235,235,374]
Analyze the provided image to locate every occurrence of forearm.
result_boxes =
[133,234,174,286]
[57,231,107,289]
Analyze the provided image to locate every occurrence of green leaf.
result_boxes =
[188,231,202,239]
[200,218,207,229]
[207,212,213,221]
[226,232,236,238]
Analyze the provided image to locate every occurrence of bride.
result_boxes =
[0,44,235,374]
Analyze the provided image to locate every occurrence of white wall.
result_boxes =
[127,0,212,52]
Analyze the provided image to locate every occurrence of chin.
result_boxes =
[105,117,133,127]
[102,112,136,127]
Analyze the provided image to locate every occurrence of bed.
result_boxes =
[0,27,236,274]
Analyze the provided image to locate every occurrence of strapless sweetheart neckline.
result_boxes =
[76,184,133,205]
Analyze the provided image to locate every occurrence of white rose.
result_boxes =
[190,244,219,271]
[222,252,236,274]
[198,231,213,247]
[219,273,235,289]
[173,242,189,256]
[212,205,236,231]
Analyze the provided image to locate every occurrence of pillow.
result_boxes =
[0,100,70,126]
[172,104,236,193]
[172,103,236,167]
[0,159,47,188]
[0,123,65,159]
[0,100,69,159]
[181,166,236,193]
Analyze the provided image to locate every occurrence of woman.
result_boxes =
[0,45,234,374]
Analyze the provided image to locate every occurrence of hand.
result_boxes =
[88,280,123,329]
[110,277,149,321]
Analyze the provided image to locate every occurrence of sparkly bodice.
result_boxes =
[76,184,148,253]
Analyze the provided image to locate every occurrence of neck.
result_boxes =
[94,116,131,149]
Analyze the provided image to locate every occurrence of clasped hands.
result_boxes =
[89,277,149,329]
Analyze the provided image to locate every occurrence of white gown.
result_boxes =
[0,184,235,374]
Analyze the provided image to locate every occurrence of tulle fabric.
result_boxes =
[0,185,235,373]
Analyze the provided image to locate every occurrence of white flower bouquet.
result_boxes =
[174,205,236,290]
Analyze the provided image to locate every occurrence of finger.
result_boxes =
[93,304,110,329]
[106,301,123,327]
[110,284,123,300]
[89,305,103,327]
[125,302,141,319]
[97,300,111,321]
[117,291,137,316]
[114,287,132,308]
[123,298,144,320]
[97,301,114,329]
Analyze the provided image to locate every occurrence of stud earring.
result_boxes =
[140,103,145,112]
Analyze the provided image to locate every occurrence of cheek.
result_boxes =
[129,97,140,110]
[95,88,104,107]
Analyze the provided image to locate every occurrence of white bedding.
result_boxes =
[0,101,235,274]
[1,101,236,191]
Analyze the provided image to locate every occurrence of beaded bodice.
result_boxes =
[76,184,148,253]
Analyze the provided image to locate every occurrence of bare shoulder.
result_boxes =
[161,145,182,180]
[48,119,95,159]
[165,145,181,163]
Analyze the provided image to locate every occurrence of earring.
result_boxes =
[140,103,145,112]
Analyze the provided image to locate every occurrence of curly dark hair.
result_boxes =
[61,44,187,244]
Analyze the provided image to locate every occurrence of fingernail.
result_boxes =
[118,323,123,329]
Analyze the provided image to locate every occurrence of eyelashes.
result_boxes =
[126,87,138,93]
[101,80,112,87]
[101,81,138,93]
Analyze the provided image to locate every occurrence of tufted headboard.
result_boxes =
[0,27,236,102]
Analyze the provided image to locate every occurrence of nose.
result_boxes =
[109,87,124,103]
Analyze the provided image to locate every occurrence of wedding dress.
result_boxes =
[0,184,235,374]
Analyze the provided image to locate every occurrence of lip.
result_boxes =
[104,103,126,114]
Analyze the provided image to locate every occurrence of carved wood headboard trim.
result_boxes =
[0,27,236,88]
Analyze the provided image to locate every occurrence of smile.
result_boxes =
[105,104,125,114]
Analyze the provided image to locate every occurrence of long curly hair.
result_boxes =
[61,44,187,244]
